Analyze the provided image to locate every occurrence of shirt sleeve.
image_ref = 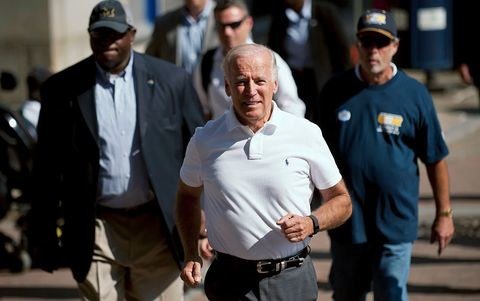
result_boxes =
[417,89,449,164]
[180,133,203,187]
[308,124,342,189]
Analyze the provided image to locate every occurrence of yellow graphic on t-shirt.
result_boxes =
[377,112,403,135]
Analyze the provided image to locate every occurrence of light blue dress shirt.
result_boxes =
[179,0,214,73]
[94,52,151,208]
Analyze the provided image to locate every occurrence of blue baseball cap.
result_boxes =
[357,9,397,39]
[88,0,134,33]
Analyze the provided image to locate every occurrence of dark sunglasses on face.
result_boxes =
[358,35,393,49]
[89,27,132,40]
[216,16,247,30]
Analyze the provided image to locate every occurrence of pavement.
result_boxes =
[1,70,479,300]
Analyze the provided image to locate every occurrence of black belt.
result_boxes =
[96,199,158,216]
[216,246,310,275]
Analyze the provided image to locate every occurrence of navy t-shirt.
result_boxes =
[316,68,449,244]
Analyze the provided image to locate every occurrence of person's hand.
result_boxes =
[199,237,214,260]
[458,64,473,85]
[180,256,203,287]
[430,215,454,255]
[277,213,312,242]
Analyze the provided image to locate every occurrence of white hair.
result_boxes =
[222,44,278,82]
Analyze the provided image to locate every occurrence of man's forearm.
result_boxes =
[316,180,352,231]
[175,184,202,259]
[426,159,451,213]
[426,159,454,254]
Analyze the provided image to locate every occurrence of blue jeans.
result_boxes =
[329,240,412,301]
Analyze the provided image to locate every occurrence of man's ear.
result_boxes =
[391,39,400,56]
[224,80,231,97]
[128,28,137,43]
[245,16,254,31]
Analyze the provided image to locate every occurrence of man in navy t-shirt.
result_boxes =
[314,9,455,301]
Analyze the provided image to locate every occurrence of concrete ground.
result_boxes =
[1,70,479,300]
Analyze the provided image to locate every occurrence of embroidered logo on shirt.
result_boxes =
[377,112,403,135]
[337,110,351,122]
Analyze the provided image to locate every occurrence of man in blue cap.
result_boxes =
[29,1,205,300]
[315,9,455,301]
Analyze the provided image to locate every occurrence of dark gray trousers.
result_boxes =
[204,255,317,301]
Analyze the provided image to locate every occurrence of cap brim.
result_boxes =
[88,21,129,33]
[357,28,395,40]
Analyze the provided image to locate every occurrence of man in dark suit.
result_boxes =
[267,0,351,120]
[145,0,219,74]
[29,1,205,300]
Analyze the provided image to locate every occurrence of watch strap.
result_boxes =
[308,214,320,237]
[437,208,453,218]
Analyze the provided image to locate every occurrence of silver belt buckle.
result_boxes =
[256,261,271,274]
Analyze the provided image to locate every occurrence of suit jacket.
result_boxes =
[145,4,219,67]
[31,52,205,282]
[453,0,480,86]
[267,1,351,94]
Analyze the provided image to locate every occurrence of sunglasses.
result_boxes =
[358,35,393,49]
[89,27,133,40]
[216,16,247,30]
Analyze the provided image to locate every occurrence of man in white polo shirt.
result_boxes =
[175,43,352,300]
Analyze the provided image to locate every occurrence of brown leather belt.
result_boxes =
[216,246,310,275]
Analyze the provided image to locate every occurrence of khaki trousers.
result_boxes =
[78,206,183,301]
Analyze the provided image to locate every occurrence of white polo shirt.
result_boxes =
[180,103,341,260]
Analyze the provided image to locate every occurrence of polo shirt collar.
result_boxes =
[225,101,280,134]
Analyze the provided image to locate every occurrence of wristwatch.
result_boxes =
[199,228,208,239]
[437,208,453,218]
[308,215,320,237]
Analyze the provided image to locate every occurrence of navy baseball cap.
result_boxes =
[88,0,134,33]
[357,9,397,39]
